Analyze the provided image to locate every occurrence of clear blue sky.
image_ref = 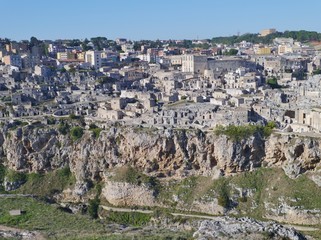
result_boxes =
[2,0,321,41]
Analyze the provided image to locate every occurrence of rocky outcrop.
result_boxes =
[265,201,321,225]
[102,181,156,207]
[265,133,321,178]
[0,226,44,240]
[193,217,306,240]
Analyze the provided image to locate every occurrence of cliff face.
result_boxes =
[3,125,321,226]
[3,125,321,183]
[1,125,267,182]
[265,133,321,178]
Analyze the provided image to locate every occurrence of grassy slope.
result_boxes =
[14,167,76,197]
[0,197,105,240]
[156,168,321,220]
[2,165,321,238]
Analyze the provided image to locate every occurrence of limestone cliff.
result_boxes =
[2,123,321,226]
[1,125,266,181]
[3,125,321,182]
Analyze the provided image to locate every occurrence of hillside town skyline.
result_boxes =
[0,28,321,135]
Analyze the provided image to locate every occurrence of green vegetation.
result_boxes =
[216,179,230,208]
[1,96,11,102]
[46,117,56,125]
[155,165,321,220]
[312,68,321,75]
[211,30,321,45]
[8,120,28,130]
[15,166,75,197]
[5,169,27,183]
[70,126,84,141]
[69,113,78,120]
[88,183,102,219]
[214,122,276,141]
[106,211,152,226]
[88,197,100,219]
[111,167,161,196]
[58,122,70,135]
[0,197,106,239]
[224,48,238,55]
[266,77,282,89]
[158,176,214,206]
[89,124,102,139]
[0,164,6,192]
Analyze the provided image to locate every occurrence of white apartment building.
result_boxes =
[85,50,102,69]
[182,54,207,73]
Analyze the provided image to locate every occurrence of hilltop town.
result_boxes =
[3,30,321,239]
[1,29,321,134]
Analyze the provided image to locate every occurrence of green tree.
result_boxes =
[266,77,281,89]
[70,126,84,141]
[88,196,100,219]
[224,48,238,56]
[58,122,70,135]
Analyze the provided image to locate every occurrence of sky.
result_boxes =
[2,0,321,41]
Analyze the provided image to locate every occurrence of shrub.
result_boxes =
[47,117,56,125]
[214,124,258,141]
[58,122,70,135]
[88,196,100,219]
[8,120,28,130]
[5,169,27,183]
[69,113,78,120]
[216,179,230,208]
[266,77,282,89]
[106,211,151,226]
[262,121,277,137]
[57,166,72,178]
[70,126,84,141]
[214,122,276,140]
[91,127,102,139]
[89,123,98,129]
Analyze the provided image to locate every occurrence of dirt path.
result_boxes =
[100,205,321,234]
[101,205,153,214]
[284,224,319,232]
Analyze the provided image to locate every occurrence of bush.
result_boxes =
[57,166,72,178]
[217,180,230,208]
[47,117,56,125]
[69,113,78,120]
[313,69,321,75]
[266,77,282,89]
[91,127,102,139]
[262,121,277,137]
[214,122,276,140]
[214,124,258,141]
[8,120,28,130]
[58,122,70,135]
[88,197,100,219]
[15,167,75,197]
[106,211,151,226]
[89,123,98,129]
[5,169,27,183]
[70,126,84,141]
[0,164,6,192]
